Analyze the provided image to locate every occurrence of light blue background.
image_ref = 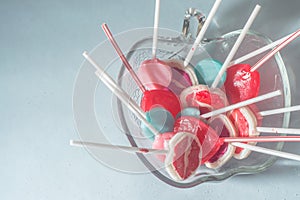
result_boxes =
[1,0,300,199]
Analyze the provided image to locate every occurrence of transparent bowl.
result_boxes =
[116,30,291,187]
[74,28,290,188]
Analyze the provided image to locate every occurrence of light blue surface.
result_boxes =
[1,0,300,199]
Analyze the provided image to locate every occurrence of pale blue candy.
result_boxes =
[141,107,175,140]
[176,107,201,119]
[194,59,226,87]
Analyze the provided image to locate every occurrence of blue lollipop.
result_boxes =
[141,107,175,140]
[194,59,226,87]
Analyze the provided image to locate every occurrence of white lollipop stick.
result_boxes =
[231,142,300,161]
[222,136,300,143]
[259,105,300,116]
[70,140,168,154]
[82,51,160,136]
[152,0,160,58]
[256,127,300,135]
[200,90,281,118]
[211,5,261,88]
[230,33,292,65]
[251,28,300,72]
[183,0,223,67]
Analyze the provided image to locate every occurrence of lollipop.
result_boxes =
[205,114,237,168]
[164,59,196,93]
[136,0,173,90]
[224,29,300,104]
[228,106,259,159]
[173,116,221,163]
[180,85,228,114]
[210,4,261,88]
[165,132,202,181]
[101,23,181,136]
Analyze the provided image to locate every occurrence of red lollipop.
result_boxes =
[205,114,237,169]
[165,132,202,181]
[225,29,300,104]
[102,23,181,118]
[224,63,260,104]
[228,106,259,159]
[173,116,221,163]
[180,85,228,114]
[140,89,181,118]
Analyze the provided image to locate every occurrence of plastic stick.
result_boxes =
[152,0,160,58]
[230,142,300,161]
[222,136,300,143]
[70,140,168,154]
[200,90,281,118]
[256,127,300,135]
[259,105,300,116]
[211,5,261,88]
[230,33,292,65]
[251,29,300,72]
[183,0,223,67]
[102,23,146,93]
[82,51,160,136]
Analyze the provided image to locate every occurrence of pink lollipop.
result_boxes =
[136,0,173,90]
[102,23,181,118]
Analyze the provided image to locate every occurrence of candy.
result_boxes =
[176,107,201,119]
[205,114,237,168]
[165,132,201,181]
[224,63,260,104]
[173,116,221,163]
[180,85,228,114]
[141,107,175,140]
[137,58,173,90]
[194,59,226,87]
[164,59,198,86]
[140,89,181,118]
[228,106,259,159]
[167,65,193,95]
[152,132,176,161]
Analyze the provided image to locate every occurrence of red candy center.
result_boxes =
[228,109,250,154]
[224,64,260,104]
[173,116,221,163]
[172,135,201,180]
[141,89,181,117]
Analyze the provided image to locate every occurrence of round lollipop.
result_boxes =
[194,58,225,87]
[180,85,228,114]
[173,116,221,163]
[136,0,173,90]
[165,132,202,181]
[205,114,237,168]
[228,106,259,159]
[102,23,181,128]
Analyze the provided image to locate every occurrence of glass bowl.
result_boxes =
[73,27,291,188]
